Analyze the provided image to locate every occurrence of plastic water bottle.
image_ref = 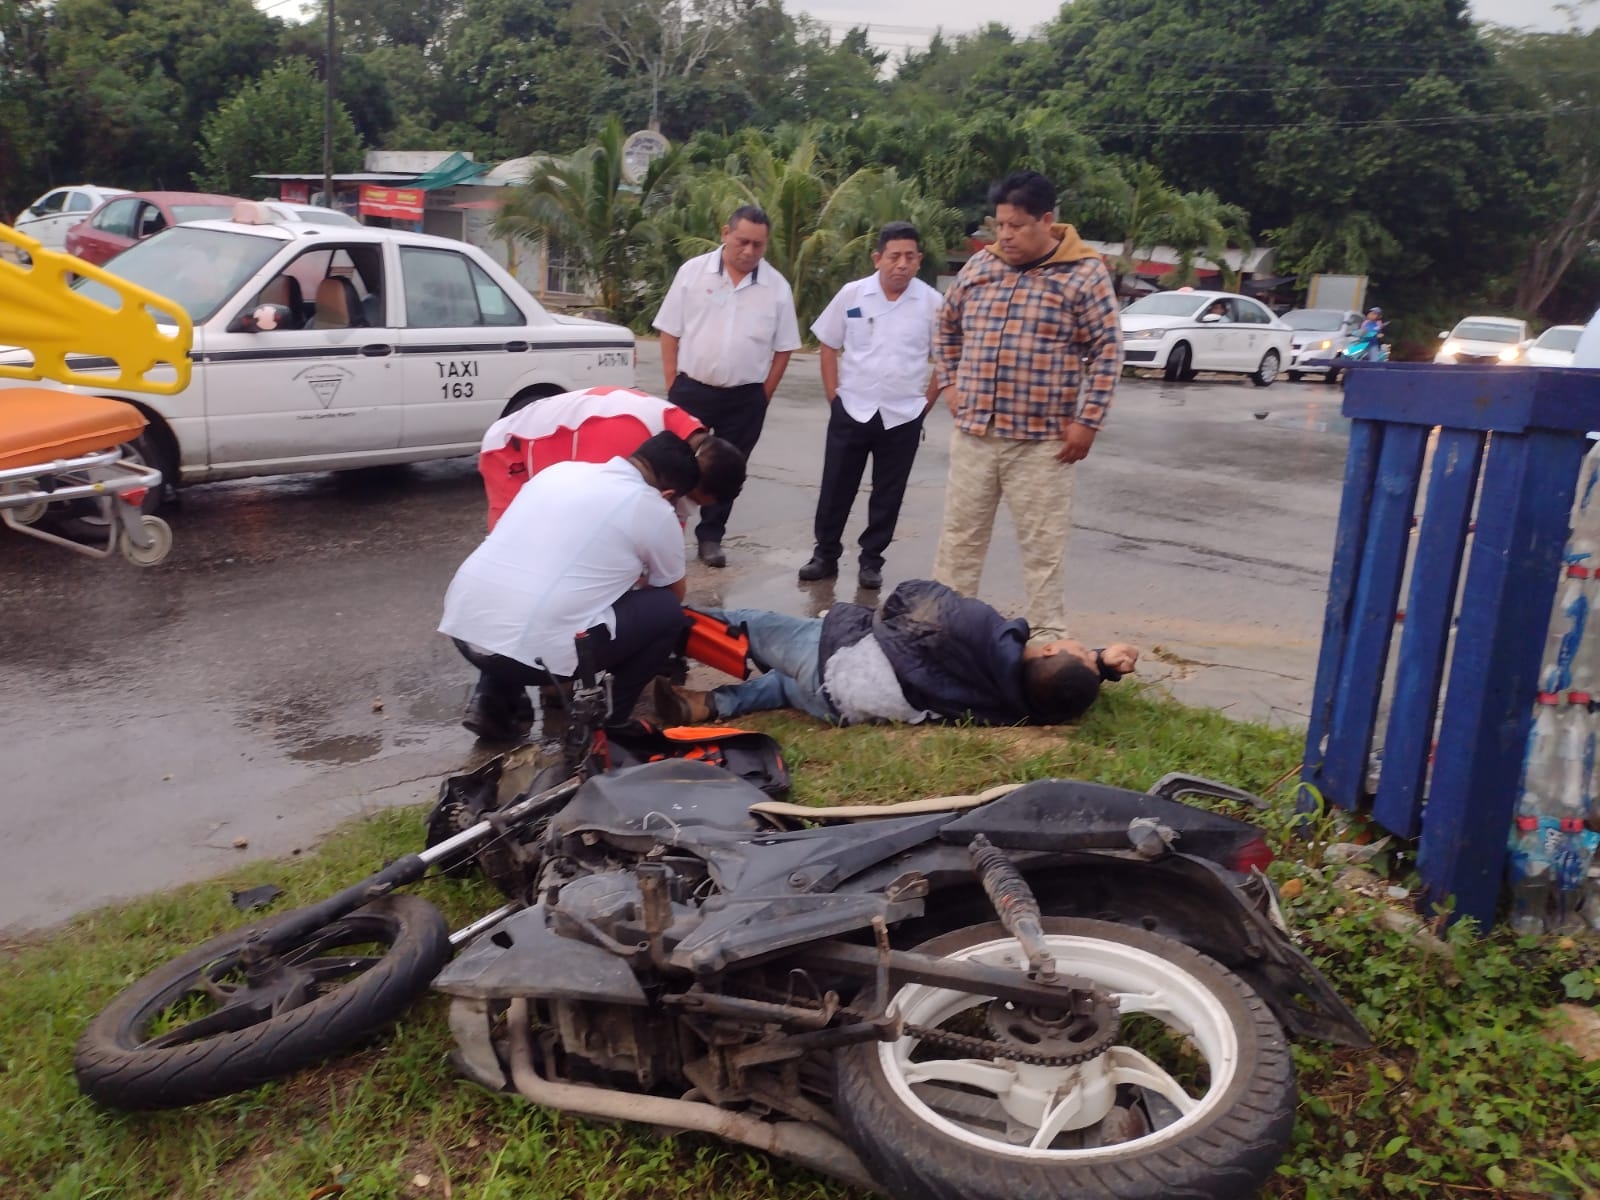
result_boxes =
[1542,561,1591,694]
[1508,816,1554,935]
[1516,693,1563,818]
[1552,820,1600,932]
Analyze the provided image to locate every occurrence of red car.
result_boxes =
[64,190,244,266]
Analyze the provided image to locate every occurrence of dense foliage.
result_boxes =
[3,0,1598,327]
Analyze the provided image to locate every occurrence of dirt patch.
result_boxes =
[1545,1003,1600,1062]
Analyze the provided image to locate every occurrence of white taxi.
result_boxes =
[0,204,635,499]
[1119,289,1294,386]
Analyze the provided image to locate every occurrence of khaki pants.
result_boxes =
[932,429,1073,640]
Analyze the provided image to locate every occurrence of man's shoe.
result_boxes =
[462,700,521,742]
[698,541,727,568]
[653,677,714,725]
[857,563,883,590]
[798,555,838,582]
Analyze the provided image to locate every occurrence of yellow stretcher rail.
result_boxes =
[0,223,193,395]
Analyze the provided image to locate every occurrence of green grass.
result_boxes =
[1,685,1596,1198]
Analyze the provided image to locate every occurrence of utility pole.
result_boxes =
[322,0,336,209]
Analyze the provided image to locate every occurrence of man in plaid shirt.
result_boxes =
[932,169,1123,641]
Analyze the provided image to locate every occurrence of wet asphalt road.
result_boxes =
[0,344,1351,929]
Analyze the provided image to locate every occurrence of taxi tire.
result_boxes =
[1163,342,1193,383]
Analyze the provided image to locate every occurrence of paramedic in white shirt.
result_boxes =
[797,222,943,591]
[653,205,802,567]
[438,432,698,741]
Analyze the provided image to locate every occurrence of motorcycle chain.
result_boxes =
[904,992,1122,1068]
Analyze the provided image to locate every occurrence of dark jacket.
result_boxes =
[817,579,1032,724]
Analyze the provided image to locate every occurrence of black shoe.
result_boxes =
[698,541,727,568]
[858,563,883,590]
[798,555,838,581]
[462,700,522,742]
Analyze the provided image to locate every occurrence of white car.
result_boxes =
[1119,290,1295,386]
[0,206,635,496]
[259,200,363,227]
[1434,316,1531,365]
[9,184,130,254]
[1282,308,1362,381]
[1523,324,1585,366]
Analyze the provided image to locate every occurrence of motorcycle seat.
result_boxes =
[748,782,1023,824]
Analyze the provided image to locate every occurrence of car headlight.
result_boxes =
[1498,346,1521,362]
[1442,340,1463,356]
[1319,339,1332,350]
[1126,329,1165,340]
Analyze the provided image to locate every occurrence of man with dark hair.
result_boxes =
[654,579,1137,727]
[653,205,802,567]
[477,385,745,529]
[932,169,1123,643]
[440,431,697,740]
[798,221,943,591]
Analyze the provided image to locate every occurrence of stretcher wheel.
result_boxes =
[119,515,172,567]
[4,482,48,526]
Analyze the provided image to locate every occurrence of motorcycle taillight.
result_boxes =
[1230,836,1275,873]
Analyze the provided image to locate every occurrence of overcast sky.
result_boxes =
[796,0,1598,58]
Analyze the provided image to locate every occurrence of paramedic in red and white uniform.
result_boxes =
[478,385,746,530]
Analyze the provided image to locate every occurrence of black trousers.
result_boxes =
[454,586,688,723]
[812,402,924,568]
[667,374,767,543]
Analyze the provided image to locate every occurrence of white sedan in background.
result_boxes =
[11,184,130,251]
[1433,316,1531,365]
[1119,290,1294,386]
[0,203,636,501]
[1523,324,1585,366]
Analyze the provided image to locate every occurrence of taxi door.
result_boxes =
[392,244,528,450]
[200,242,403,471]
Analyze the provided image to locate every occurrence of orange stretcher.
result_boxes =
[0,388,173,565]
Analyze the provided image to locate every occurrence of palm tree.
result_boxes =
[1102,162,1186,297]
[1161,190,1254,291]
[493,115,679,319]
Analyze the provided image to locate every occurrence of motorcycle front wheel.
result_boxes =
[75,895,451,1110]
[834,918,1295,1200]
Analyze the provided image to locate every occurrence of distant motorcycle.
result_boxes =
[1326,327,1389,383]
[73,635,1370,1200]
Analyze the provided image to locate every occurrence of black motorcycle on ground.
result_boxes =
[74,634,1367,1200]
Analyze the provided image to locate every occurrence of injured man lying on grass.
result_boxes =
[655,578,1138,727]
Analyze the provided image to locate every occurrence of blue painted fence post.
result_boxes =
[1303,364,1600,928]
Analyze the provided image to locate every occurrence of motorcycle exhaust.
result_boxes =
[503,999,884,1195]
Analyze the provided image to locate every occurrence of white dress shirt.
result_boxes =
[653,249,803,388]
[439,458,685,676]
[811,274,942,428]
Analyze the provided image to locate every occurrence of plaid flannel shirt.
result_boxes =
[937,233,1123,438]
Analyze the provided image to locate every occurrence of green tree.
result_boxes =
[195,59,362,196]
[493,115,681,319]
[1031,0,1548,312]
[1494,26,1600,314]
[0,0,51,217]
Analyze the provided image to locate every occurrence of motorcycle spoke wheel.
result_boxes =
[836,917,1295,1200]
[75,895,451,1110]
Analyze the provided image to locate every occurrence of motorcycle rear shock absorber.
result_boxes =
[967,833,1057,981]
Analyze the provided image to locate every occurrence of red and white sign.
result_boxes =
[358,186,424,220]
[279,181,312,204]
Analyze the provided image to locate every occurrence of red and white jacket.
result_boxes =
[478,386,704,529]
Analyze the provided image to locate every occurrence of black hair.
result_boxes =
[727,205,771,230]
[988,170,1058,220]
[1022,652,1102,723]
[694,435,747,504]
[632,431,701,497]
[876,221,921,253]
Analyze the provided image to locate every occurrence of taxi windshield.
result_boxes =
[73,227,284,324]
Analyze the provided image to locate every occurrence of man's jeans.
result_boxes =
[702,608,835,721]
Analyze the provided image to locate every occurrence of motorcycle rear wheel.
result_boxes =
[75,895,451,1110]
[834,918,1294,1200]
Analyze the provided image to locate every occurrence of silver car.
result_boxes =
[1283,309,1361,381]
